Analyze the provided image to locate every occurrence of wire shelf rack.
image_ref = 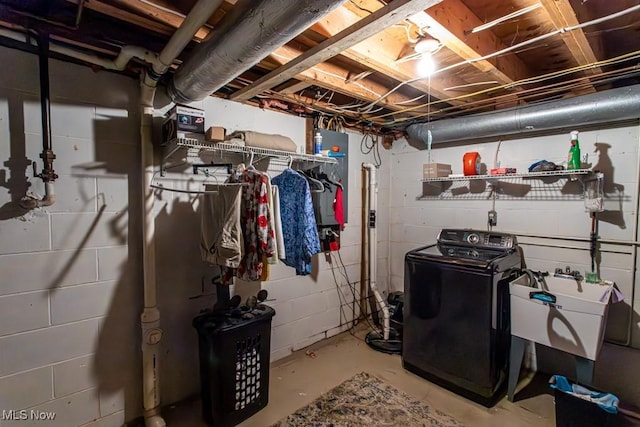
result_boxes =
[417,169,595,201]
[421,169,592,183]
[172,138,338,165]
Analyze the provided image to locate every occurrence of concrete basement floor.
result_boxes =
[163,327,559,426]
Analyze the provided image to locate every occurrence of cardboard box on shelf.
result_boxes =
[423,163,452,178]
[160,105,205,146]
[206,126,226,142]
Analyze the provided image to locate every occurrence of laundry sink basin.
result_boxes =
[509,274,618,361]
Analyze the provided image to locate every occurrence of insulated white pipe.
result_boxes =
[152,0,222,76]
[0,28,159,71]
[137,2,224,426]
[140,103,164,427]
[363,163,390,340]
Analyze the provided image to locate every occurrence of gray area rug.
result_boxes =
[271,371,466,426]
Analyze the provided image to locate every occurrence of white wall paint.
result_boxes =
[0,46,390,424]
[389,124,640,405]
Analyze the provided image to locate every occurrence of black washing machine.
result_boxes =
[403,229,521,406]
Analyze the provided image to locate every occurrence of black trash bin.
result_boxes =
[551,376,621,427]
[193,305,275,427]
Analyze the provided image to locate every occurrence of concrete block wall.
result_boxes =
[389,123,640,405]
[0,47,140,426]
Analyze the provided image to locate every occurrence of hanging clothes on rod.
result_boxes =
[272,185,286,260]
[272,168,321,275]
[333,179,345,230]
[296,169,325,193]
[220,165,276,284]
[200,183,244,268]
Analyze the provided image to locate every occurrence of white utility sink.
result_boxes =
[510,274,618,361]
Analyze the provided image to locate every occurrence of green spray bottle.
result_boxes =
[567,130,581,170]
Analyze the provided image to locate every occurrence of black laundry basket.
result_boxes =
[554,380,621,427]
[193,305,275,427]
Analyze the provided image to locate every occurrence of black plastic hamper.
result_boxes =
[193,305,275,427]
[553,378,621,427]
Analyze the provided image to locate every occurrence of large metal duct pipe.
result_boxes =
[406,84,640,146]
[168,0,347,104]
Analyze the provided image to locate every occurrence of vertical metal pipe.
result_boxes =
[17,31,58,209]
[38,33,51,152]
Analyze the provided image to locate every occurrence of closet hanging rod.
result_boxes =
[192,162,233,175]
[150,182,247,195]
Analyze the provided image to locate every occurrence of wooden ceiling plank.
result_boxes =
[276,80,313,95]
[229,0,444,102]
[307,6,474,106]
[265,90,389,126]
[312,5,482,105]
[267,45,425,116]
[540,0,602,74]
[72,0,174,36]
[418,0,533,85]
[107,0,210,39]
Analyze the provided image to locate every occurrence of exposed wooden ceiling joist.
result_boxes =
[265,45,426,117]
[275,80,313,95]
[4,0,638,129]
[106,0,211,40]
[307,6,472,106]
[229,0,444,102]
[539,0,602,74]
[413,0,533,85]
[66,0,175,37]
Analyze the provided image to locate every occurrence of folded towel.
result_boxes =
[227,130,298,152]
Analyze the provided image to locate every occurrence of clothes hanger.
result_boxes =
[296,170,324,193]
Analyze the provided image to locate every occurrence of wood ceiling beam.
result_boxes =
[229,0,443,102]
[305,6,473,106]
[68,0,175,36]
[539,0,602,74]
[418,0,533,85]
[105,0,211,40]
[265,45,424,117]
[265,90,388,127]
[275,80,313,95]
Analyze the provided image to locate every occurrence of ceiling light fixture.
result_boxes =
[470,3,542,34]
[414,36,441,54]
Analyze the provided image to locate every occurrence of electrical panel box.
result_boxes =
[160,105,205,146]
[310,129,348,227]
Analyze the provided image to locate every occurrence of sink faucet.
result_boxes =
[524,269,549,291]
[554,266,584,290]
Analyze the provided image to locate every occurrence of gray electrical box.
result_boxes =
[310,129,348,227]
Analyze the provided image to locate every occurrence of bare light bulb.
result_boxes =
[417,55,436,76]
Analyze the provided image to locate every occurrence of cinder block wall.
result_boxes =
[389,124,640,406]
[0,47,141,426]
[0,46,391,425]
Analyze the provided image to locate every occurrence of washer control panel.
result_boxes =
[437,229,516,250]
